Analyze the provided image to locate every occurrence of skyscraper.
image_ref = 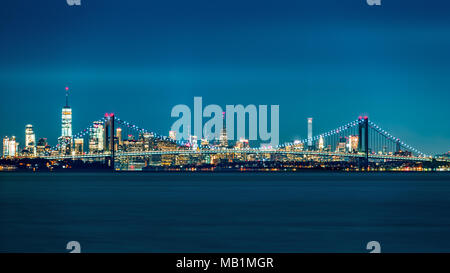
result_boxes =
[89,121,104,153]
[307,118,313,150]
[2,136,18,157]
[191,135,198,150]
[117,128,123,146]
[62,87,72,137]
[220,111,228,148]
[25,124,36,156]
[11,137,18,157]
[318,135,324,151]
[2,136,9,157]
[348,135,359,153]
[59,87,73,154]
[141,132,153,151]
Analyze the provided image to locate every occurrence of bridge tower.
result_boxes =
[104,113,115,170]
[358,116,369,168]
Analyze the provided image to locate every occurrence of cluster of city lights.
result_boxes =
[50,114,429,158]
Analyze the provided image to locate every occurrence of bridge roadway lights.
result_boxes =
[41,150,433,163]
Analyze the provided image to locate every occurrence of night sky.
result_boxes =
[0,0,449,154]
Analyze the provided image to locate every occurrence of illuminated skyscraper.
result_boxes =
[116,128,123,146]
[25,124,36,155]
[219,130,228,147]
[2,136,18,157]
[62,87,72,137]
[59,87,73,154]
[2,136,9,157]
[141,132,153,151]
[348,135,359,153]
[307,118,313,150]
[89,121,104,153]
[318,135,324,151]
[220,112,228,147]
[191,135,198,150]
[11,137,19,157]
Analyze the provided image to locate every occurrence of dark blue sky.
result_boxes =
[1,0,449,154]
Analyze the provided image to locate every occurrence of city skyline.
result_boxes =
[1,87,449,157]
[1,1,450,154]
[2,86,447,172]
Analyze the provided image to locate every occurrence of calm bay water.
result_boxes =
[1,172,450,253]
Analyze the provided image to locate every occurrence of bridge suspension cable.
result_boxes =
[47,115,430,160]
[368,120,428,157]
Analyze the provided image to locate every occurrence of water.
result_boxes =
[1,172,450,253]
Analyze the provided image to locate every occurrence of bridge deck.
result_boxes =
[40,150,435,162]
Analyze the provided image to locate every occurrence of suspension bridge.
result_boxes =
[40,114,441,170]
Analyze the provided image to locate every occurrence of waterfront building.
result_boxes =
[89,121,104,153]
[191,135,198,150]
[347,135,359,153]
[318,135,324,151]
[116,128,123,146]
[140,132,154,151]
[59,87,73,155]
[219,129,228,147]
[25,124,36,155]
[175,154,189,166]
[307,118,313,150]
[2,136,18,157]
[74,138,84,155]
[219,112,228,148]
[2,136,10,157]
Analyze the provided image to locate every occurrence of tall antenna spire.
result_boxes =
[65,86,69,107]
